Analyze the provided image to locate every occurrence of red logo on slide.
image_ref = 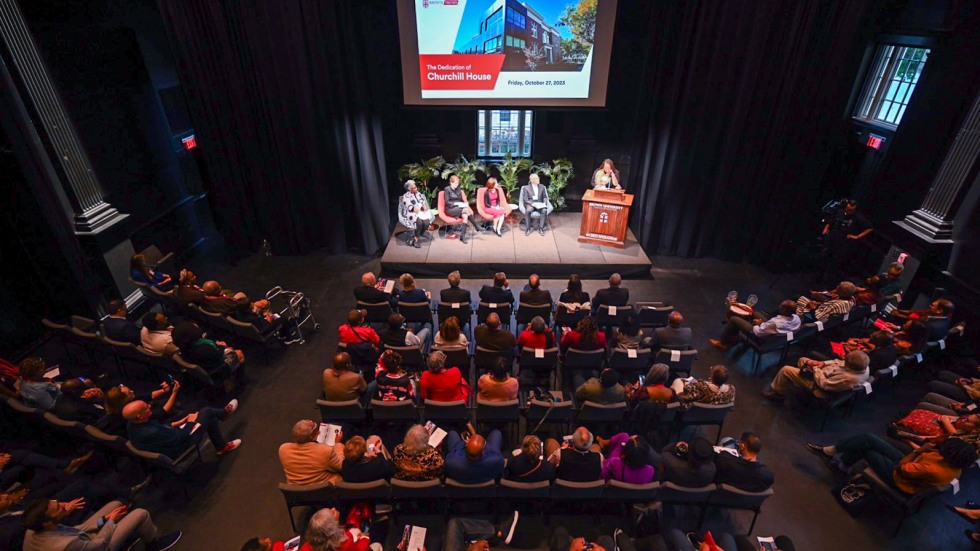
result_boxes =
[419,54,505,90]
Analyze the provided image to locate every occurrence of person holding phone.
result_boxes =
[21,497,181,551]
[340,435,392,483]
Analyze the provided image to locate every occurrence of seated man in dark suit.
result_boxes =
[123,399,242,458]
[440,270,472,305]
[592,273,629,314]
[651,311,693,350]
[353,272,396,305]
[519,274,553,307]
[713,432,774,492]
[866,330,898,372]
[924,298,954,341]
[101,299,140,345]
[201,280,237,314]
[544,426,602,482]
[53,378,105,424]
[661,437,716,488]
[474,313,517,352]
[444,422,504,484]
[479,272,515,305]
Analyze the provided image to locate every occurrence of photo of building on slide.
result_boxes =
[452,0,597,71]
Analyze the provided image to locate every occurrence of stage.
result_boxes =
[379,212,653,279]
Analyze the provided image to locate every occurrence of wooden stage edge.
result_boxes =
[379,212,653,279]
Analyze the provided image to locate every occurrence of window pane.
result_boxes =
[854,43,929,127]
[480,109,533,158]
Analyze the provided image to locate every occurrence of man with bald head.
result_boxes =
[474,313,517,352]
[124,397,240,458]
[545,426,602,482]
[278,419,345,485]
[201,280,236,314]
[353,272,397,305]
[519,274,553,307]
[762,350,870,402]
[444,422,503,484]
[652,310,693,351]
[593,273,629,316]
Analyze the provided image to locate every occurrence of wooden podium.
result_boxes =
[578,189,633,248]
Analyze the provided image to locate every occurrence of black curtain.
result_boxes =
[156,1,391,256]
[625,0,889,267]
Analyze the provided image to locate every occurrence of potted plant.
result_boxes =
[441,155,487,199]
[396,156,445,203]
[531,158,574,212]
[492,151,534,199]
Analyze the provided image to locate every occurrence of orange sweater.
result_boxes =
[279,441,344,485]
[893,450,961,495]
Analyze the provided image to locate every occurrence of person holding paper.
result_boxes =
[444,422,504,484]
[805,435,976,495]
[444,175,474,243]
[672,365,735,405]
[279,419,344,485]
[519,173,552,236]
[761,350,870,403]
[713,432,774,492]
[124,398,241,458]
[392,424,445,481]
[710,300,799,352]
[341,436,392,483]
[591,159,622,190]
[399,180,433,249]
[21,497,181,551]
[354,272,397,306]
[545,427,602,482]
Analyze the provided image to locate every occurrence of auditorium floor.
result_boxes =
[130,252,974,551]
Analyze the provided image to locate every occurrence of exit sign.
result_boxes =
[866,133,885,150]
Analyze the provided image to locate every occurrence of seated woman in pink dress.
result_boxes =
[482,177,509,236]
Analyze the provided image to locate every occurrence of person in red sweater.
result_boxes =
[517,316,555,350]
[560,316,607,352]
[338,310,380,346]
[240,507,380,551]
[420,351,470,402]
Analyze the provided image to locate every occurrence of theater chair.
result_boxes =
[437,190,468,238]
[475,186,513,233]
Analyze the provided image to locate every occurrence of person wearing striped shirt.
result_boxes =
[796,281,856,321]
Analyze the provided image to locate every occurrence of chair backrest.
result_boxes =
[477,302,512,326]
[422,399,468,422]
[433,345,470,373]
[654,348,697,376]
[498,478,551,498]
[5,396,40,415]
[357,301,394,324]
[603,480,660,501]
[526,399,575,422]
[84,425,129,451]
[398,301,433,324]
[438,191,464,224]
[475,187,491,219]
[42,412,85,434]
[445,478,497,499]
[475,345,513,372]
[608,348,653,371]
[278,481,335,508]
[596,304,630,327]
[578,401,627,422]
[42,318,70,332]
[383,344,425,372]
[551,478,605,499]
[679,402,734,425]
[519,347,559,371]
[438,302,472,327]
[390,477,444,499]
[334,479,390,501]
[370,399,418,421]
[516,302,553,325]
[635,303,672,328]
[554,305,588,328]
[70,315,98,332]
[708,484,774,509]
[660,481,715,503]
[563,348,606,370]
[316,398,367,423]
[177,361,216,388]
[475,399,520,422]
[226,316,273,344]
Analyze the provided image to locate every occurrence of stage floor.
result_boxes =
[380,212,653,279]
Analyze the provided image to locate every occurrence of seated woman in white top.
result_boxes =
[434,316,469,348]
[140,312,178,355]
[398,180,433,249]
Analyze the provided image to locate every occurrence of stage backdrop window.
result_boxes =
[478,109,533,158]
[853,42,930,128]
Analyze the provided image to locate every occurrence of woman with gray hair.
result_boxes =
[304,508,347,551]
[625,363,676,405]
[392,424,445,480]
[419,350,470,402]
[398,180,432,248]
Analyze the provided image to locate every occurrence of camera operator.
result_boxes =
[821,199,873,283]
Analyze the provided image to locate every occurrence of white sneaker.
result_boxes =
[217,439,242,455]
[224,399,239,415]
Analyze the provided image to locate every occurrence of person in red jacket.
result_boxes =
[240,508,380,551]
[420,351,470,402]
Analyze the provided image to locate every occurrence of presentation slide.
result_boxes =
[397,0,618,107]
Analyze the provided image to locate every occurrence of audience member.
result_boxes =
[711,299,800,351]
[890,298,954,342]
[672,365,736,405]
[762,350,870,402]
[323,352,367,402]
[600,433,655,483]
[140,312,177,355]
[279,419,344,485]
[592,273,629,314]
[795,281,857,321]
[172,321,244,382]
[863,261,904,299]
[651,311,693,351]
[806,435,976,495]
[545,427,602,482]
[398,273,431,304]
[392,424,445,481]
[892,407,980,445]
[440,270,472,305]
[52,378,104,424]
[625,363,675,405]
[518,316,555,349]
[575,368,625,405]
[504,435,556,482]
[479,272,515,305]
[102,299,140,345]
[556,274,590,312]
[442,512,520,550]
[129,253,173,292]
[340,435,392,483]
[374,351,413,402]
[379,313,428,351]
[661,437,717,488]
[840,330,897,372]
[560,316,607,352]
[175,269,207,303]
[97,381,180,436]
[895,319,929,355]
[123,398,241,457]
[16,357,59,411]
[354,272,396,305]
[613,312,645,350]
[419,351,469,402]
[478,358,518,402]
[435,316,468,348]
[444,422,504,484]
[713,432,774,492]
[519,274,553,306]
[305,507,374,551]
[474,313,517,352]
[339,310,380,368]
[22,497,181,551]
[201,280,237,314]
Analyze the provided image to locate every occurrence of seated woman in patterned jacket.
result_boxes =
[671,365,736,405]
